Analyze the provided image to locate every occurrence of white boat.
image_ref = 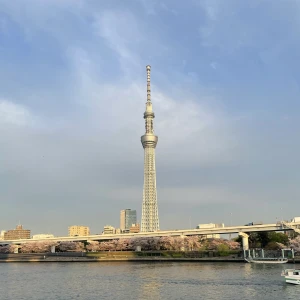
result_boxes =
[281,269,300,285]
[245,257,288,264]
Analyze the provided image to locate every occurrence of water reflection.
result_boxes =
[136,263,162,300]
[139,280,161,300]
[0,262,299,300]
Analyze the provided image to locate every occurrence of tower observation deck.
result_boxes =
[141,65,159,232]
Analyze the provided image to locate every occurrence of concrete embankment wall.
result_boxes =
[0,251,299,263]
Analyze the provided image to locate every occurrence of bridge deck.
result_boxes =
[1,222,299,245]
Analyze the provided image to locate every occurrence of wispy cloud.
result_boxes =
[0,99,35,127]
[0,0,299,233]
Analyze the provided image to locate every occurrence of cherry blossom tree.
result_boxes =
[86,241,101,252]
[131,238,151,250]
[99,241,113,251]
[0,245,15,253]
[201,238,241,251]
[118,238,134,251]
[10,236,243,254]
[171,237,186,251]
[57,241,84,252]
[20,242,58,253]
[206,239,223,250]
[157,236,173,250]
[185,236,202,251]
[290,236,300,252]
[157,236,186,251]
[224,240,241,250]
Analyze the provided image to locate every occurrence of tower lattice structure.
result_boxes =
[141,65,160,232]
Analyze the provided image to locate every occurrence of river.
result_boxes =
[0,262,298,299]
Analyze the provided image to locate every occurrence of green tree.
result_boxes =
[265,241,283,250]
[256,232,270,248]
[217,244,230,256]
[268,232,289,245]
[235,233,262,248]
[234,236,242,247]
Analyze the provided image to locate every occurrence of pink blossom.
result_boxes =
[290,236,300,252]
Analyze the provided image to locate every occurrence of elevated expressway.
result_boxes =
[1,221,299,249]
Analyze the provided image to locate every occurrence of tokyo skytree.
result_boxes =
[141,65,160,232]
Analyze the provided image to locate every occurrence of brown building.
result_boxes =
[4,225,31,240]
[129,223,140,233]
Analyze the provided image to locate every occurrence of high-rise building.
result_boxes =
[120,209,137,231]
[68,225,90,237]
[141,65,160,232]
[3,225,31,240]
[120,210,126,230]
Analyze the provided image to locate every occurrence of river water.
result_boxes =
[0,262,298,300]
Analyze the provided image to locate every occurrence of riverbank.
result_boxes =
[1,258,299,263]
[0,257,245,262]
[0,255,299,263]
[1,251,298,263]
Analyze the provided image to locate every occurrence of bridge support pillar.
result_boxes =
[180,235,186,251]
[238,232,249,251]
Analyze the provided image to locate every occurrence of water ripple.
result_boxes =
[0,262,298,300]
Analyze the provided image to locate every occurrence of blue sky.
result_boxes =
[0,0,299,235]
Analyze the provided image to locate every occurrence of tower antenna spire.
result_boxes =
[141,65,159,232]
[146,65,151,103]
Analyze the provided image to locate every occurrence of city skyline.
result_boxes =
[0,1,300,235]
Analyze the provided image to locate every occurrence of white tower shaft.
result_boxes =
[141,65,159,232]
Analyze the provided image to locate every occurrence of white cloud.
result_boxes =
[3,1,298,234]
[0,99,35,127]
[67,45,237,167]
[0,0,84,45]
[93,10,145,76]
[66,8,238,167]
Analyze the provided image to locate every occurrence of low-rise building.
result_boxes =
[130,223,140,233]
[196,223,224,239]
[0,230,6,240]
[68,225,90,237]
[103,225,116,234]
[291,217,300,223]
[4,225,31,240]
[32,234,55,239]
